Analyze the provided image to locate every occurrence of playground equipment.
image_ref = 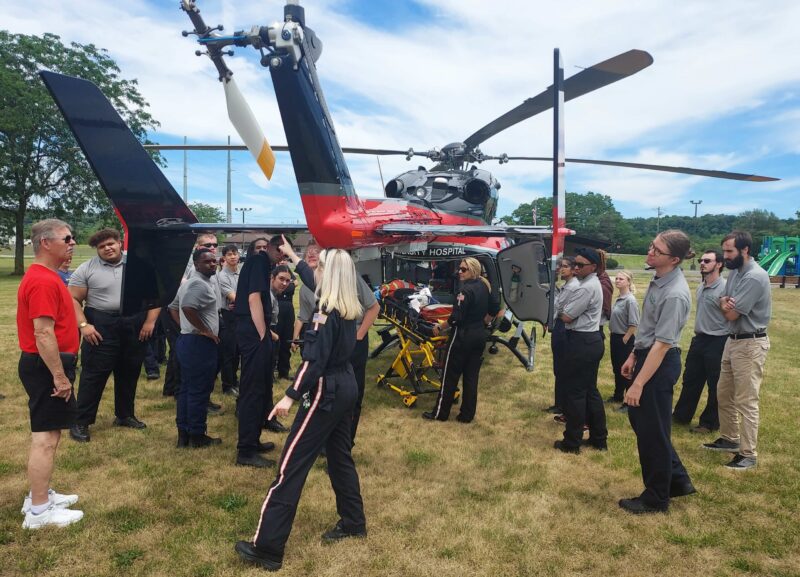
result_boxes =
[758,236,799,277]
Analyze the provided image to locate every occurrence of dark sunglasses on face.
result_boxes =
[573,262,591,269]
[458,267,468,273]
[698,258,714,264]
[59,235,73,244]
[201,242,218,248]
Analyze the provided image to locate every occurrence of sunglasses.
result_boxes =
[697,258,714,264]
[458,267,468,273]
[573,262,591,269]
[59,234,74,244]
[201,242,218,248]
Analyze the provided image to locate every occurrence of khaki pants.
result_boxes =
[717,337,769,457]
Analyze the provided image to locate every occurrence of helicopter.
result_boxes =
[39,0,777,337]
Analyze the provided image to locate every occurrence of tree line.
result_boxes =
[502,192,800,255]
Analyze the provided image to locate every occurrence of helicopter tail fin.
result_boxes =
[39,71,198,315]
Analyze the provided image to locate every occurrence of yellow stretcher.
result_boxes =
[375,296,458,407]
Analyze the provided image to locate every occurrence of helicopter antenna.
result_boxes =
[376,155,385,190]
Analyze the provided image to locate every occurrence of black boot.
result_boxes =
[188,434,222,448]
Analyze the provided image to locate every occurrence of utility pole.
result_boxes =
[226,135,232,223]
[235,207,252,249]
[182,135,188,202]
[656,206,663,233]
[689,200,702,270]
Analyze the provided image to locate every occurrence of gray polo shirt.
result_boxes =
[694,276,728,336]
[176,273,219,336]
[218,266,239,309]
[554,277,579,315]
[297,275,376,329]
[609,292,640,335]
[562,272,603,332]
[69,255,124,312]
[634,266,691,350]
[724,258,771,334]
[269,288,280,327]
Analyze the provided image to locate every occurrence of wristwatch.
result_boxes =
[79,321,88,329]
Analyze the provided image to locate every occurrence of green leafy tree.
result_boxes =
[1,31,159,274]
[188,202,225,223]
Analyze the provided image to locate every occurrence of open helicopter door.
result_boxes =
[496,240,551,324]
[40,71,198,315]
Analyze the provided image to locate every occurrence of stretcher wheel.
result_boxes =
[403,395,417,408]
[488,344,499,354]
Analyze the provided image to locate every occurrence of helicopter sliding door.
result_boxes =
[496,240,550,324]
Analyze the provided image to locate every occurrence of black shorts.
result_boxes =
[19,352,78,432]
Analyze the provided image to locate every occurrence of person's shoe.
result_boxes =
[543,405,562,414]
[264,418,289,433]
[22,504,84,529]
[553,440,580,454]
[725,454,757,470]
[113,416,147,429]
[146,372,159,381]
[690,425,715,434]
[321,520,367,543]
[176,430,189,448]
[553,414,567,424]
[188,434,222,448]
[606,396,622,404]
[234,541,282,571]
[615,404,629,414]
[21,489,79,515]
[669,481,697,497]
[236,453,276,468]
[207,401,223,415]
[455,414,472,424]
[702,437,740,453]
[223,386,239,398]
[618,497,667,515]
[70,424,90,442]
[257,441,276,453]
[580,439,608,451]
[422,411,447,421]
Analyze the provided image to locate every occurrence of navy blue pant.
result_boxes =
[252,368,365,560]
[236,320,273,456]
[610,333,635,401]
[561,330,607,449]
[628,348,692,509]
[175,334,218,435]
[673,334,726,430]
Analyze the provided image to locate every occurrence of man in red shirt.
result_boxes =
[17,219,84,529]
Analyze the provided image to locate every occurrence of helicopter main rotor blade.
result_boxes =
[144,144,414,156]
[463,50,653,150]
[506,156,779,182]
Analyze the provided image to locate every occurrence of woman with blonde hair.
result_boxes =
[609,270,639,411]
[236,248,367,570]
[423,257,493,423]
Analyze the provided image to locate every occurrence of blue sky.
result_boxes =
[3,0,799,225]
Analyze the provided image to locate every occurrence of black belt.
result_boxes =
[729,332,767,340]
[634,346,681,356]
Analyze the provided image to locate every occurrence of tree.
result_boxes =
[188,202,225,223]
[1,32,159,274]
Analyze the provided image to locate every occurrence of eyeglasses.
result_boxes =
[201,242,218,248]
[648,243,673,257]
[698,258,714,264]
[572,262,591,269]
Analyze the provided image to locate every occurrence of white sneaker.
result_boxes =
[21,489,79,515]
[22,504,84,529]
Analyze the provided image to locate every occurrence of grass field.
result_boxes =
[1,258,799,577]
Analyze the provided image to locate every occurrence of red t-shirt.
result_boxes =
[17,263,80,354]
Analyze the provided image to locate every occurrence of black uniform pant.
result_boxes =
[162,309,181,396]
[219,310,239,391]
[550,319,567,409]
[236,319,273,457]
[628,348,691,510]
[432,325,487,421]
[75,308,146,426]
[672,334,726,430]
[274,301,295,377]
[252,368,365,560]
[610,333,635,401]
[560,330,607,449]
[349,336,369,442]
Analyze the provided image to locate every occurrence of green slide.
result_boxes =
[767,251,797,276]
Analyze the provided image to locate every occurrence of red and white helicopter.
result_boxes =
[40,0,777,353]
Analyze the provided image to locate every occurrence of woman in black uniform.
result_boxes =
[423,257,492,423]
[620,230,695,514]
[235,249,367,571]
